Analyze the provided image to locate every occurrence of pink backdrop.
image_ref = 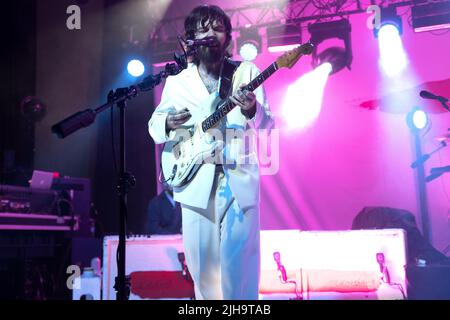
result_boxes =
[153,3,450,251]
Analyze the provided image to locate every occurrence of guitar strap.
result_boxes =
[218,58,242,101]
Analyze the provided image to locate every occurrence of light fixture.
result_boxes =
[267,24,301,53]
[376,8,408,78]
[313,46,349,75]
[407,107,429,131]
[127,59,145,77]
[123,43,147,77]
[237,27,261,61]
[374,6,402,38]
[308,19,352,74]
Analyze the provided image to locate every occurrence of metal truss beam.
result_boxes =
[149,0,415,41]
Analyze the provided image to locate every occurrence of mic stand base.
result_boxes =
[113,99,136,301]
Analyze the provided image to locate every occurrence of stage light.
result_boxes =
[127,59,145,77]
[376,7,407,78]
[407,107,429,131]
[377,25,408,77]
[313,46,349,75]
[237,28,261,61]
[412,109,428,130]
[123,41,147,76]
[373,6,402,38]
[239,43,258,61]
[308,19,352,75]
[267,24,301,53]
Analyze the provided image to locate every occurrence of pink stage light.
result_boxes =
[378,24,408,78]
[239,42,259,61]
[281,63,331,130]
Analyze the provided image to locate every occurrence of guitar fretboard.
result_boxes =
[201,62,278,132]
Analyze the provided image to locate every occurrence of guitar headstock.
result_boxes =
[276,42,314,69]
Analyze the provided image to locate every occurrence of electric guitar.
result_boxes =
[161,42,314,188]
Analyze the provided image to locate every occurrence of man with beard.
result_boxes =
[148,5,274,300]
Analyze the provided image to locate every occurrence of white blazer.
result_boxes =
[148,61,275,210]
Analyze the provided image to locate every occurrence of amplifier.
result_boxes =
[0,177,91,236]
[102,235,194,300]
[0,184,57,214]
[259,229,408,300]
[103,230,408,300]
[0,212,78,231]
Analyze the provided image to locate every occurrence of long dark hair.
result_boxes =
[184,5,233,64]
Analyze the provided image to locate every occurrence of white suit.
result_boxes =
[148,61,274,299]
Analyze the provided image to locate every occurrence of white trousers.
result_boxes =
[181,169,260,300]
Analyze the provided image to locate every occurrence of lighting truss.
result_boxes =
[149,0,414,42]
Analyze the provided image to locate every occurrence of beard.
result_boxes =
[196,43,225,64]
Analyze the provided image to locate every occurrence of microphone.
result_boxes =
[185,36,219,47]
[51,109,96,139]
[420,90,449,102]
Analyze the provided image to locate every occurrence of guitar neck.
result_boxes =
[201,62,278,132]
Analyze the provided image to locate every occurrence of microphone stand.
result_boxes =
[411,140,447,168]
[426,165,450,183]
[420,91,450,112]
[51,55,187,300]
[438,98,450,113]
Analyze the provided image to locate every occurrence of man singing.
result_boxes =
[148,4,274,300]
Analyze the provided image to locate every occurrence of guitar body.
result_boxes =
[161,95,226,188]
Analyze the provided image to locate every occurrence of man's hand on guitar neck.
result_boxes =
[230,83,257,119]
[165,108,192,133]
